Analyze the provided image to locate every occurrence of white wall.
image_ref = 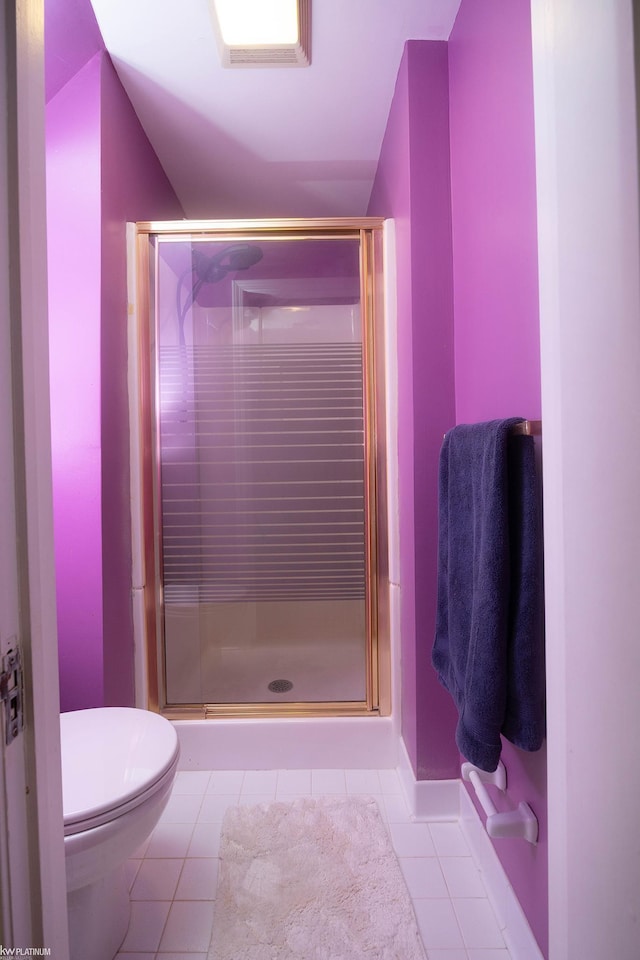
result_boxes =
[532,2,640,958]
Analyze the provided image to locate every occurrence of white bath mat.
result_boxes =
[208,795,426,960]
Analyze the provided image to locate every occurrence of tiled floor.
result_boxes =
[116,768,512,960]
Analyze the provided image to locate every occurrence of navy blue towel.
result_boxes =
[432,419,545,772]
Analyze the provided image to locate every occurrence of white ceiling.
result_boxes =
[89,0,462,219]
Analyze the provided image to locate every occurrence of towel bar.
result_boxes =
[511,418,542,436]
[443,419,542,441]
[461,761,538,844]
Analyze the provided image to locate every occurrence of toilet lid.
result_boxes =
[60,707,180,834]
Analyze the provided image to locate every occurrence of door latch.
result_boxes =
[0,645,24,745]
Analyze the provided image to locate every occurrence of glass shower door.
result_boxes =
[142,223,383,715]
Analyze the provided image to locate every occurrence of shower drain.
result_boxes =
[268,678,294,693]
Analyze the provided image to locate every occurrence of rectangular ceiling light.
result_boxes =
[210,0,310,67]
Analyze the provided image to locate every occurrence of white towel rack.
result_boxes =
[461,761,538,844]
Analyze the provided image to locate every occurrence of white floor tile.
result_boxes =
[373,795,389,823]
[425,950,469,960]
[172,771,212,795]
[188,821,223,858]
[453,899,506,949]
[124,768,517,960]
[198,794,238,823]
[146,822,195,859]
[130,858,183,901]
[116,953,155,960]
[241,769,278,795]
[124,858,142,892]
[237,793,276,807]
[440,857,486,898]
[467,950,511,960]
[276,769,312,795]
[378,768,403,795]
[345,769,382,794]
[154,954,208,960]
[412,899,465,950]
[380,791,412,823]
[175,858,219,901]
[206,770,244,795]
[311,769,347,794]
[119,900,171,953]
[132,834,152,859]
[159,794,204,823]
[429,822,471,857]
[399,857,449,898]
[390,821,437,857]
[158,900,216,953]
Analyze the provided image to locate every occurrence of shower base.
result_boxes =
[173,714,398,771]
[164,600,367,706]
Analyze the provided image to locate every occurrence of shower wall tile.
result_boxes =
[131,587,147,707]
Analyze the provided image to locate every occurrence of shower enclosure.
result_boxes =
[134,219,388,718]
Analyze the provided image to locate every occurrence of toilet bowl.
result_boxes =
[60,707,180,960]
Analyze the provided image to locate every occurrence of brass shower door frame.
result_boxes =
[135,218,390,719]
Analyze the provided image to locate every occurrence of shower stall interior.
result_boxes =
[134,219,388,718]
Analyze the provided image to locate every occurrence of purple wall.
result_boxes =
[450,0,542,423]
[100,56,184,705]
[369,8,546,954]
[368,41,459,780]
[45,0,104,103]
[46,2,184,710]
[448,1,547,955]
[47,55,103,711]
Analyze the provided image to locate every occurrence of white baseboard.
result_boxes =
[397,738,544,960]
[397,737,459,819]
[459,786,545,960]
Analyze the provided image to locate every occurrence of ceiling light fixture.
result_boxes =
[210,0,311,67]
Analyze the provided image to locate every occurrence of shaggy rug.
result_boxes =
[208,795,427,960]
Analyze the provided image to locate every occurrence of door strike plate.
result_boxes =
[0,646,24,745]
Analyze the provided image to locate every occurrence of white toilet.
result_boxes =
[60,707,180,960]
